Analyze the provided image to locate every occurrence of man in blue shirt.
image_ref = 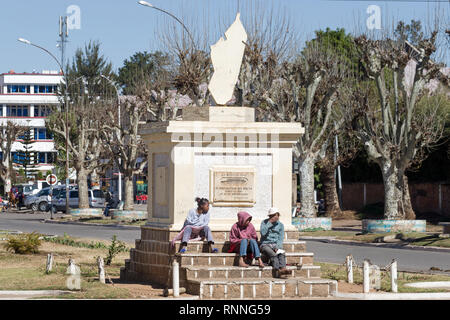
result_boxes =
[260,208,290,278]
[179,197,218,253]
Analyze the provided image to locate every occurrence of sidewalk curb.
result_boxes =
[43,219,141,230]
[334,292,450,300]
[300,237,450,253]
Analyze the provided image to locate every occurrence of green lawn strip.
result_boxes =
[316,262,450,293]
[54,217,146,226]
[0,258,131,299]
[299,230,450,248]
[42,234,131,251]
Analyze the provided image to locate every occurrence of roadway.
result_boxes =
[1,212,449,273]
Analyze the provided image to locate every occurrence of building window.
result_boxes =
[33,128,52,140]
[47,152,55,164]
[34,85,58,94]
[6,106,29,117]
[38,153,46,164]
[7,85,30,94]
[11,152,26,164]
[34,105,51,117]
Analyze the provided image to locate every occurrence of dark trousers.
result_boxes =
[260,244,286,270]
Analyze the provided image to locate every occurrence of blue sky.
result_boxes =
[1,0,448,73]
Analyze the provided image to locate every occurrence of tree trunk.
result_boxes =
[4,175,11,196]
[77,167,90,209]
[401,175,416,220]
[123,174,134,211]
[321,166,342,218]
[381,161,401,220]
[298,154,317,218]
[380,161,415,220]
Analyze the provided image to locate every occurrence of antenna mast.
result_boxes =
[58,16,69,73]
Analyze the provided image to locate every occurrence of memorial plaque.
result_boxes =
[210,167,256,207]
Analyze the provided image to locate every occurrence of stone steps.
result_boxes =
[187,277,337,299]
[140,227,301,242]
[183,265,321,280]
[160,240,307,254]
[179,252,314,267]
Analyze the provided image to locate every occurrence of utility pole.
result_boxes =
[59,16,70,215]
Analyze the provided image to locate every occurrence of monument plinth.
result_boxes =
[140,106,304,232]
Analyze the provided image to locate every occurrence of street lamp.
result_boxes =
[137,1,195,47]
[100,74,122,203]
[18,37,71,215]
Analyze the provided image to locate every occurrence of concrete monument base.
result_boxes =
[69,208,103,217]
[110,210,146,221]
[363,219,427,233]
[292,217,332,231]
[140,106,304,232]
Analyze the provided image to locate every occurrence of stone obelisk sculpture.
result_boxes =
[208,13,248,106]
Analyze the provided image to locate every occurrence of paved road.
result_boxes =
[1,212,449,273]
[0,212,140,243]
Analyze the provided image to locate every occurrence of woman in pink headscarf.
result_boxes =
[228,211,265,268]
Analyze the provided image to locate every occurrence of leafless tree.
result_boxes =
[317,122,360,218]
[253,41,353,218]
[101,70,182,211]
[354,30,449,220]
[48,92,108,209]
[0,121,26,195]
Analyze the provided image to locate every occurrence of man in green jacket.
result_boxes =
[260,208,290,278]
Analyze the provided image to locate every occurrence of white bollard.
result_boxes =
[391,260,398,293]
[172,260,180,298]
[97,256,106,284]
[346,255,353,284]
[46,253,54,274]
[363,259,370,293]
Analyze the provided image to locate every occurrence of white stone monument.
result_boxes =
[139,13,304,232]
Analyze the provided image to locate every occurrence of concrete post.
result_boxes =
[363,259,370,293]
[46,253,53,274]
[172,260,180,298]
[346,255,353,284]
[97,256,106,284]
[391,260,398,293]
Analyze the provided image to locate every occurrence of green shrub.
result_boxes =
[42,233,110,250]
[105,235,127,266]
[3,232,42,254]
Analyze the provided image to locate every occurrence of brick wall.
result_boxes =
[342,182,450,217]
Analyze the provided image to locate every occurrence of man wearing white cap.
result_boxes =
[260,208,290,278]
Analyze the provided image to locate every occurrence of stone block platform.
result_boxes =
[120,226,337,299]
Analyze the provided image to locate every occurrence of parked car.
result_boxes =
[53,189,106,213]
[24,186,65,212]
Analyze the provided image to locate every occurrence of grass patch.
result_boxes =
[42,234,131,252]
[54,216,146,226]
[317,262,450,293]
[0,239,132,299]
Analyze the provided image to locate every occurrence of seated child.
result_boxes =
[228,211,265,268]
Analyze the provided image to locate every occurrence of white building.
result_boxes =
[0,70,62,175]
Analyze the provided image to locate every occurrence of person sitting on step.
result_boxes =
[228,211,265,268]
[178,197,218,254]
[260,208,290,278]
